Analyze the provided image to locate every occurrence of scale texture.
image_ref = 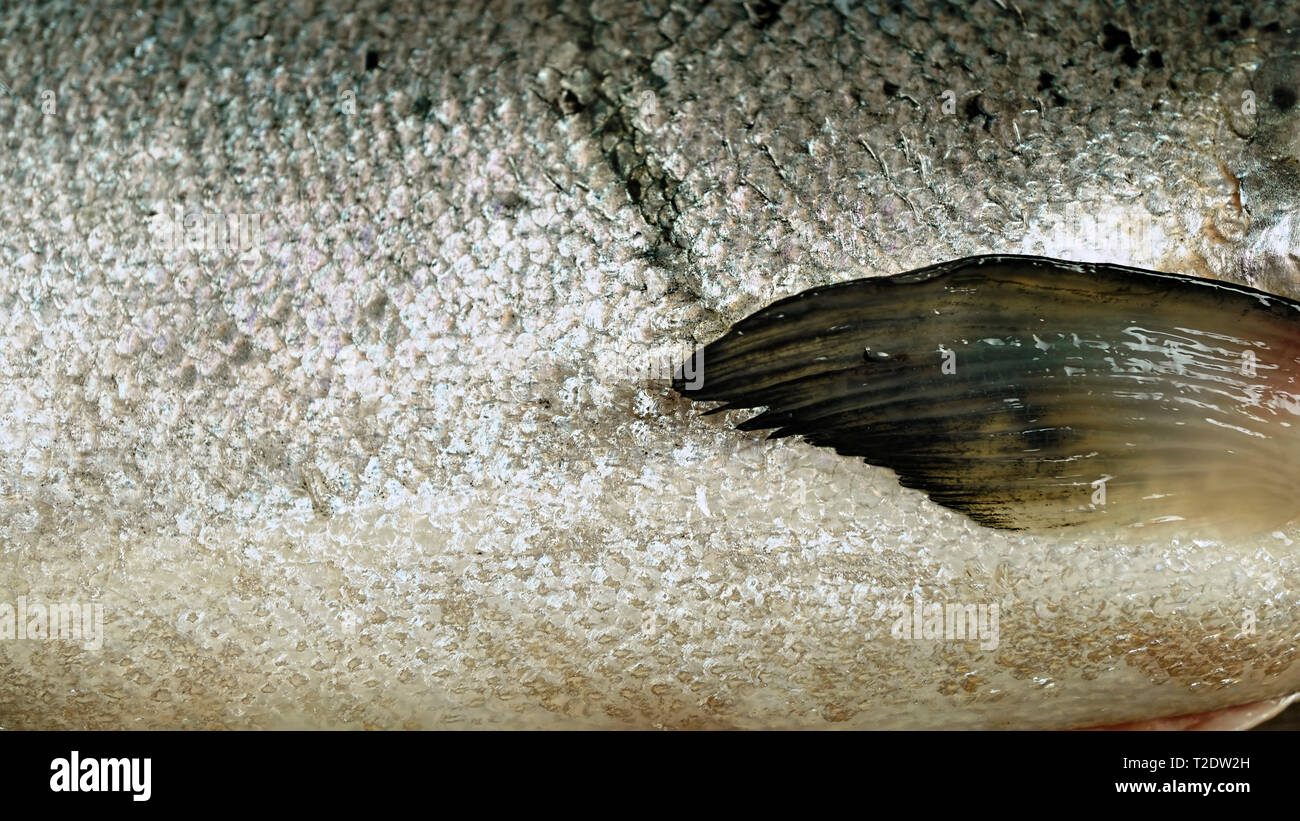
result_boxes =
[0,0,1299,728]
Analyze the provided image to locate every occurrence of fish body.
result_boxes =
[0,1,1298,728]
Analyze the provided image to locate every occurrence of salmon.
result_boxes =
[0,0,1297,728]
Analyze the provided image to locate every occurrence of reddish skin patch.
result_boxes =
[1080,693,1299,730]
[1218,159,1244,215]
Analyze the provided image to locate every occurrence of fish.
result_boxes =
[673,254,1300,536]
[1,0,1299,730]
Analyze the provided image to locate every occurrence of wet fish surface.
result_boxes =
[0,0,1298,729]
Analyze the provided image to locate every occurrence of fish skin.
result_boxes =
[0,0,1298,729]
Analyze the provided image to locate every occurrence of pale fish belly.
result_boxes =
[0,0,1298,728]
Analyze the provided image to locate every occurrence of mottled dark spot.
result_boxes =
[1051,91,1066,107]
[229,338,253,366]
[493,192,526,215]
[1206,10,1221,25]
[750,0,782,29]
[1120,46,1141,68]
[1239,12,1251,29]
[883,81,899,97]
[1113,77,1122,89]
[963,94,987,125]
[1273,86,1297,112]
[412,95,432,118]
[364,50,379,71]
[366,293,388,321]
[1101,23,1131,51]
[1037,71,1055,91]
[627,178,642,203]
[1263,21,1281,33]
[560,89,584,116]
[1146,50,1164,69]
[1215,27,1233,42]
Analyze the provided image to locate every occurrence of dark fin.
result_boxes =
[674,255,1300,533]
